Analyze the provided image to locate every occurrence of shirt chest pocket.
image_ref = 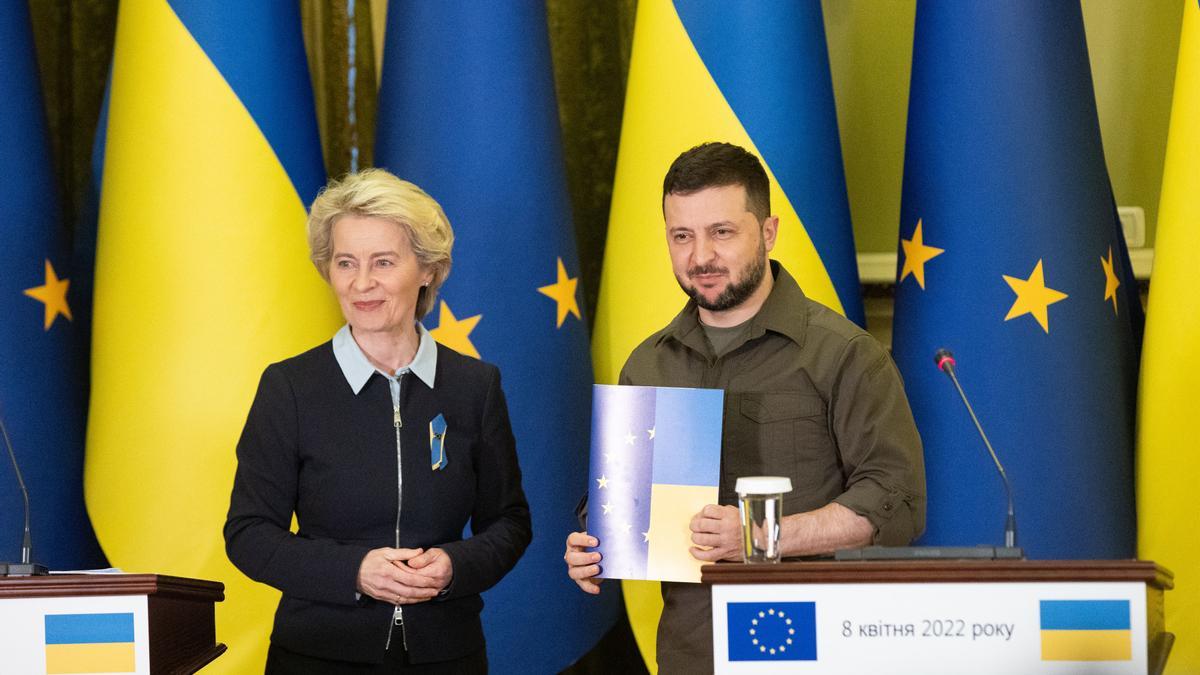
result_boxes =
[723,392,834,498]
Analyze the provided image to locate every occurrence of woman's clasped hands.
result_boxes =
[357,547,453,606]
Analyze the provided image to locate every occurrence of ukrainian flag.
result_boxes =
[1040,600,1131,661]
[594,3,861,666]
[1138,2,1200,672]
[85,2,337,672]
[44,613,136,674]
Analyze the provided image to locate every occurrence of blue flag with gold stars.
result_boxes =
[374,3,621,671]
[891,1,1141,559]
[0,0,105,569]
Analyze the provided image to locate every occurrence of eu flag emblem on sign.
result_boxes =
[727,602,817,662]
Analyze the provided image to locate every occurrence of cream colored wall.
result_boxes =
[825,0,1183,253]
[371,0,388,82]
[1084,0,1183,248]
[823,0,915,254]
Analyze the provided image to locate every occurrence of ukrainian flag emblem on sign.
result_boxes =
[44,613,136,674]
[1040,600,1131,661]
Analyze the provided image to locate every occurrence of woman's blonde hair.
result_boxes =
[307,168,453,319]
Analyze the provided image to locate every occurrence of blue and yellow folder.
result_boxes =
[587,384,723,583]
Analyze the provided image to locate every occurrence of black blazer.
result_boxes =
[224,340,531,665]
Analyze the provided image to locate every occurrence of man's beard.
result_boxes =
[676,243,767,312]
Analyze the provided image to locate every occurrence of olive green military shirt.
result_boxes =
[618,261,926,673]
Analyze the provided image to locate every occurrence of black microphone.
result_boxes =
[934,348,1019,552]
[1,413,49,576]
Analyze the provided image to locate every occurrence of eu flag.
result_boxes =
[375,3,621,671]
[892,2,1141,559]
[0,0,105,570]
[726,602,816,662]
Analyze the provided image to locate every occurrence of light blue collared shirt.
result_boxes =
[332,323,438,396]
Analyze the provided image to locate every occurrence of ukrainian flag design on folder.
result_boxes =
[44,613,136,674]
[588,385,723,583]
[1040,600,1131,661]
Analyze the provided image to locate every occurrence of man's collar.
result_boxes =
[657,261,809,352]
[746,261,809,348]
[332,323,438,394]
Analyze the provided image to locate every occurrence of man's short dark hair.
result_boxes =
[661,142,770,222]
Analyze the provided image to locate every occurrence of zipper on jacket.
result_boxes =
[384,372,409,652]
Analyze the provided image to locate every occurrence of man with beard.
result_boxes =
[564,142,926,672]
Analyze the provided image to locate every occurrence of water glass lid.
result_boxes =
[735,476,793,495]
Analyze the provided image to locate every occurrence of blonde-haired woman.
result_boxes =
[226,169,530,673]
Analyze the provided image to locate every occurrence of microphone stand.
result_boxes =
[1,415,48,576]
[935,349,1021,554]
[832,350,1026,562]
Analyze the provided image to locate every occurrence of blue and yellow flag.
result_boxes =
[592,2,860,665]
[85,2,338,672]
[588,385,722,583]
[1039,600,1131,662]
[374,3,621,672]
[892,2,1140,559]
[0,0,105,570]
[44,613,136,674]
[1138,2,1200,672]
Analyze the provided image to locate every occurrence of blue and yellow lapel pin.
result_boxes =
[430,413,448,470]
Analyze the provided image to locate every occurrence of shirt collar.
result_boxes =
[656,260,810,354]
[332,322,438,394]
[747,261,810,348]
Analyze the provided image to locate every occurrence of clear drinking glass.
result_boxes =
[736,476,793,563]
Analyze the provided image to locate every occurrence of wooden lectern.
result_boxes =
[703,559,1173,674]
[0,574,225,673]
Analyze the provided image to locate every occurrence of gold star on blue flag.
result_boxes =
[538,257,581,328]
[23,260,73,331]
[429,301,482,359]
[1101,246,1121,315]
[899,219,944,290]
[1002,259,1069,333]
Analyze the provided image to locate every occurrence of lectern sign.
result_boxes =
[712,582,1149,674]
[2,595,150,673]
[0,574,226,673]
